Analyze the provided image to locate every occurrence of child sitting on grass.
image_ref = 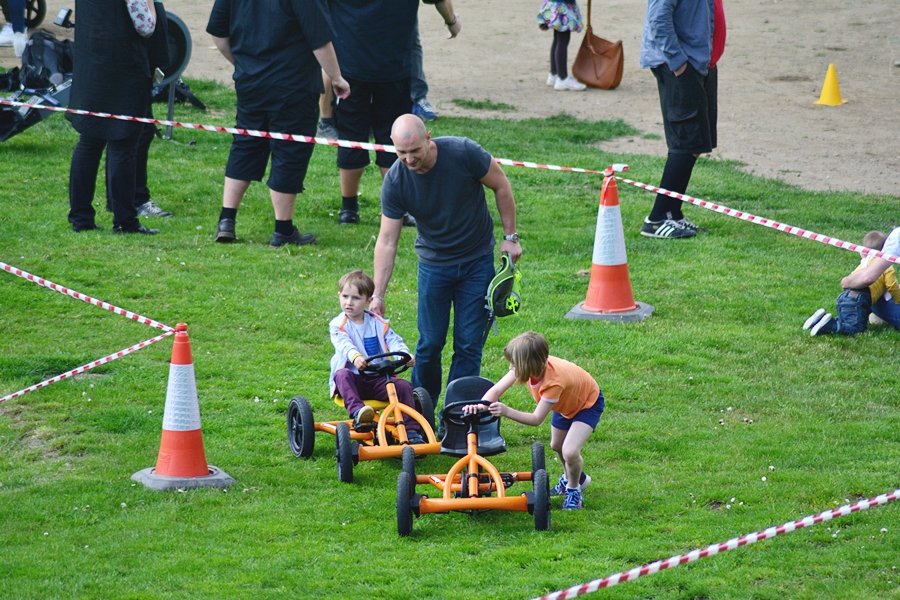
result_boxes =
[464,331,604,510]
[803,229,900,336]
[329,270,424,443]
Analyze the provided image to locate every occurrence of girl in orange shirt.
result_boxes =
[466,331,604,509]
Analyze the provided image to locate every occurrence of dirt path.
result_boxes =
[5,0,899,197]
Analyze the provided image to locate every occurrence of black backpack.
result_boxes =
[20,30,74,90]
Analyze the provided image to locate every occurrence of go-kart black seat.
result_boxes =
[440,376,506,457]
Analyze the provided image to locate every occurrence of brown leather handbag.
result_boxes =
[572,0,624,90]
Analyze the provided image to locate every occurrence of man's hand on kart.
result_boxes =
[353,356,368,370]
[462,401,506,417]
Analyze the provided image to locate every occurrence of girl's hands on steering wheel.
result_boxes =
[462,401,505,417]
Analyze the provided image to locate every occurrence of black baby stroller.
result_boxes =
[0,0,46,29]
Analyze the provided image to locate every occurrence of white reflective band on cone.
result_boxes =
[162,363,202,431]
[592,204,628,266]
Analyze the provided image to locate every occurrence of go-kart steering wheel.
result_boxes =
[360,351,412,378]
[443,399,499,428]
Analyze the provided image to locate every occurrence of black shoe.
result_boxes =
[113,225,159,235]
[72,223,99,232]
[270,226,316,247]
[338,209,359,224]
[402,213,416,227]
[215,218,236,243]
[639,218,696,239]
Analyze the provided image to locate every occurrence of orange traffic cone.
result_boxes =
[132,323,234,490]
[815,63,846,106]
[566,176,654,322]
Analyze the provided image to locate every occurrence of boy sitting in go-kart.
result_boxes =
[329,270,425,444]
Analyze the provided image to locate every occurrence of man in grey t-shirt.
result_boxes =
[372,114,522,407]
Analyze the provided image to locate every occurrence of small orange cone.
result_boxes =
[566,176,653,322]
[816,63,846,106]
[132,323,234,490]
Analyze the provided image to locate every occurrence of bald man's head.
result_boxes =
[391,114,435,174]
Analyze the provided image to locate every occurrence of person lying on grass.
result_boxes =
[463,331,604,510]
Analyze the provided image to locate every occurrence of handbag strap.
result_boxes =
[585,0,593,30]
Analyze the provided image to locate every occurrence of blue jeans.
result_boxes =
[412,253,495,405]
[831,288,871,335]
[410,20,428,102]
[872,296,900,329]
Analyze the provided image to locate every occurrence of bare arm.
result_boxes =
[432,0,461,38]
[211,35,234,65]
[493,397,554,427]
[482,161,522,261]
[371,215,404,317]
[312,42,350,100]
[841,256,892,289]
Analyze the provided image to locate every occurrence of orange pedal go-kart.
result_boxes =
[396,376,551,536]
[287,351,441,483]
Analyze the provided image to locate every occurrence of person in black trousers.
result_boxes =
[67,0,159,234]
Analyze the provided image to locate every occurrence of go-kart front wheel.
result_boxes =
[401,445,417,483]
[335,422,354,484]
[397,471,414,536]
[287,396,315,458]
[532,468,550,531]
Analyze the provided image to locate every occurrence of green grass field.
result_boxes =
[0,79,897,599]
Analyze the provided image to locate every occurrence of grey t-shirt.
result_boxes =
[381,137,495,266]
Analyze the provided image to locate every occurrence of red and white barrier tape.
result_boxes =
[614,177,900,265]
[532,488,899,600]
[3,99,895,264]
[1,262,174,331]
[0,329,175,404]
[1,261,176,402]
[0,99,608,176]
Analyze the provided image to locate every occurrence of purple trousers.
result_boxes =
[333,369,421,431]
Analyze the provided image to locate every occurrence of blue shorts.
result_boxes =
[551,391,605,431]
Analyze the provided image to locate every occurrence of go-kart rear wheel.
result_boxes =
[25,0,46,29]
[335,422,353,484]
[413,387,435,431]
[397,471,414,536]
[401,445,417,483]
[287,396,315,458]
[533,469,550,531]
[531,441,545,474]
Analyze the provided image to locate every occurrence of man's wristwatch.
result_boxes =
[503,232,520,243]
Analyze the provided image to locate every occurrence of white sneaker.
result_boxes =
[0,24,13,46]
[554,76,587,91]
[802,308,826,330]
[13,32,27,58]
[869,313,885,327]
[545,73,557,87]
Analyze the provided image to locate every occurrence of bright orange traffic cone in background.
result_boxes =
[133,323,234,490]
[566,176,653,322]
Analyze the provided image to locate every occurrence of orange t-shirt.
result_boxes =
[528,356,600,419]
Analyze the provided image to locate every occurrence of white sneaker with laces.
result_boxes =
[545,73,557,87]
[13,32,27,58]
[0,24,13,46]
[137,200,173,218]
[554,76,587,91]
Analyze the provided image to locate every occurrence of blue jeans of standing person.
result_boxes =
[410,20,427,103]
[825,288,872,335]
[412,252,495,405]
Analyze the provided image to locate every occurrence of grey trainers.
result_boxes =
[640,218,697,239]
[317,117,338,139]
[137,201,172,218]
